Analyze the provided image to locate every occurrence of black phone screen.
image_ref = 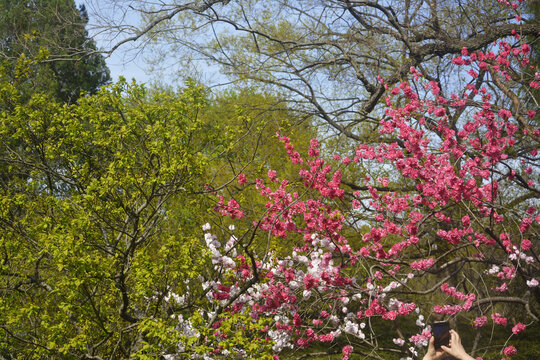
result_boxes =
[432,321,450,349]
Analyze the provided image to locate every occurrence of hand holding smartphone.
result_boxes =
[432,321,451,349]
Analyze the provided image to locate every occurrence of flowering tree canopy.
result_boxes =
[1,1,539,360]
[156,2,539,359]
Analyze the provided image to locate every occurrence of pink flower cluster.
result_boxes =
[492,313,508,326]
[238,173,247,184]
[433,304,463,316]
[435,284,476,313]
[342,345,353,360]
[214,195,244,219]
[409,329,431,347]
[473,316,487,329]
[503,345,517,356]
[512,323,526,334]
[410,258,435,270]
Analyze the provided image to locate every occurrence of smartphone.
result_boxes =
[432,321,451,349]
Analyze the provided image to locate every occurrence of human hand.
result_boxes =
[440,330,475,360]
[422,336,445,360]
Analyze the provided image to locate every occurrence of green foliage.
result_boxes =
[0,0,110,103]
[0,56,321,357]
[0,63,216,357]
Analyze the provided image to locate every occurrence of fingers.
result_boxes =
[449,329,460,345]
[427,336,436,353]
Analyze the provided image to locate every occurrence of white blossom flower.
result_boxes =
[268,329,292,352]
[366,282,375,290]
[344,320,359,335]
[488,265,500,275]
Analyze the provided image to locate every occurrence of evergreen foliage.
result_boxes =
[0,0,110,103]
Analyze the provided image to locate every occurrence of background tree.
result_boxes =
[0,0,110,103]
[87,0,538,136]
[0,56,318,358]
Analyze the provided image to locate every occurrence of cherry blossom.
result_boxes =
[163,5,539,356]
[511,323,526,334]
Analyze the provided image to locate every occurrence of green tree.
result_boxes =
[0,59,213,357]
[0,0,110,103]
[0,56,320,357]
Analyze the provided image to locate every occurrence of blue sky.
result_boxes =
[77,1,235,89]
[78,1,152,84]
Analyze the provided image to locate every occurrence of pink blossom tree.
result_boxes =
[162,8,540,360]
[144,2,540,360]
